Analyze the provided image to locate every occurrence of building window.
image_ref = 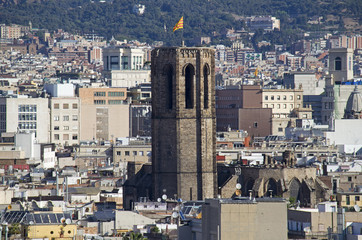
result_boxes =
[94,92,106,97]
[277,95,280,100]
[72,103,78,109]
[253,122,258,128]
[63,134,69,140]
[335,57,342,71]
[278,127,283,132]
[277,104,280,109]
[121,56,128,70]
[204,64,209,109]
[271,95,274,100]
[54,126,59,130]
[110,56,119,70]
[185,64,195,109]
[63,115,69,121]
[18,105,36,112]
[108,100,123,104]
[265,104,268,108]
[63,126,69,130]
[94,100,106,105]
[139,151,144,156]
[133,151,137,156]
[355,196,360,202]
[72,134,78,140]
[283,95,287,100]
[63,104,69,109]
[72,115,78,121]
[108,92,125,97]
[265,96,268,100]
[297,95,301,100]
[346,195,350,205]
[54,134,59,140]
[117,151,121,156]
[283,104,287,109]
[125,151,130,156]
[271,104,274,108]
[290,95,293,100]
[290,104,294,109]
[54,104,59,109]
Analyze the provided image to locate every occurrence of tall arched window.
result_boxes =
[164,65,173,109]
[335,57,342,71]
[203,64,209,109]
[185,64,195,109]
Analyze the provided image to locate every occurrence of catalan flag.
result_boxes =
[173,16,184,32]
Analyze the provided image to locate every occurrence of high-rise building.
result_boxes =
[151,47,217,201]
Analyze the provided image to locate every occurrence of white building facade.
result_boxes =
[0,96,49,143]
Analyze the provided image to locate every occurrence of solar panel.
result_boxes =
[26,213,35,223]
[40,214,50,223]
[56,213,64,223]
[3,211,27,224]
[49,214,57,223]
[34,214,42,223]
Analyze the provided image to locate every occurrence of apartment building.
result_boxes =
[0,96,49,143]
[78,87,129,141]
[262,88,304,135]
[0,24,23,39]
[262,88,303,119]
[50,97,80,146]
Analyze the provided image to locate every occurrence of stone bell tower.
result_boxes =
[151,47,217,201]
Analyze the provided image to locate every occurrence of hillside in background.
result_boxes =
[0,0,361,46]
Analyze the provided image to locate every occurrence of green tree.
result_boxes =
[8,223,21,235]
[122,232,146,240]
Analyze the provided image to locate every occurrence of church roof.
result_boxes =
[346,86,362,114]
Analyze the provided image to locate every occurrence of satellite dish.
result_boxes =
[236,183,242,190]
[354,205,360,212]
[65,218,71,225]
[162,194,167,200]
[171,212,178,218]
[60,217,66,224]
[29,221,34,225]
[157,198,161,203]
[178,198,183,203]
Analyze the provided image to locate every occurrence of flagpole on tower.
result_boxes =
[173,16,184,47]
[182,15,184,47]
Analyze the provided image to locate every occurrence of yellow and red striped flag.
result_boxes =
[173,16,184,32]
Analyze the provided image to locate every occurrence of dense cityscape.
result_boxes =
[0,11,362,240]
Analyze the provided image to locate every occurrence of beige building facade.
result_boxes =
[113,145,151,165]
[201,198,288,240]
[78,87,129,141]
[262,88,304,135]
[50,97,80,146]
